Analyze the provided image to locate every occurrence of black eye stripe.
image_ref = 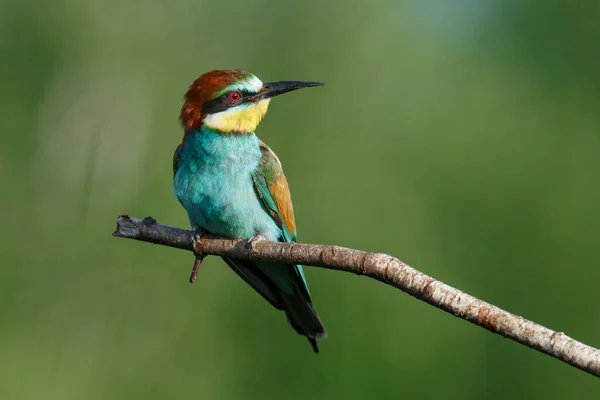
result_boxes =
[202,90,254,114]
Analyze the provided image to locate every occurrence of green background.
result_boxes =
[2,1,599,398]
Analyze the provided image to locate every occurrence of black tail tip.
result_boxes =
[309,338,319,353]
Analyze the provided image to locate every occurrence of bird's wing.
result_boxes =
[251,140,311,297]
[241,140,326,347]
[250,140,325,346]
[251,140,297,242]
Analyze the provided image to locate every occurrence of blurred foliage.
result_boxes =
[1,0,600,398]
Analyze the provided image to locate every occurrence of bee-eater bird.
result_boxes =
[173,69,326,352]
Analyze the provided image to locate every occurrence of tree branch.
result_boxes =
[113,215,600,377]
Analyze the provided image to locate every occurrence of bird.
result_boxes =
[173,69,326,352]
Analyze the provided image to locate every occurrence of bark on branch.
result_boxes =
[113,215,600,377]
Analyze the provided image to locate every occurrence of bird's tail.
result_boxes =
[280,288,327,353]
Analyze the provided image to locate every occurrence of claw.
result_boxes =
[246,233,267,252]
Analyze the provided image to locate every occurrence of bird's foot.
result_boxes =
[190,228,207,284]
[194,227,207,239]
[142,216,157,225]
[246,233,268,252]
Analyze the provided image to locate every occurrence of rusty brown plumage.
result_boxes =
[179,69,249,137]
[269,174,296,237]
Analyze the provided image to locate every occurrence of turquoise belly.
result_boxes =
[174,128,281,241]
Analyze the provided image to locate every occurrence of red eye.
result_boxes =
[228,91,242,102]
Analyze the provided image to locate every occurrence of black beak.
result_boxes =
[251,81,324,101]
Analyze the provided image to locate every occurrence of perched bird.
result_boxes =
[173,69,326,352]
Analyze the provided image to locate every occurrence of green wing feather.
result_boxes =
[251,140,311,295]
[251,140,325,347]
[252,140,297,243]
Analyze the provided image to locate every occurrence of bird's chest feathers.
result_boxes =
[174,130,277,238]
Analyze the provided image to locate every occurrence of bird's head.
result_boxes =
[180,69,323,135]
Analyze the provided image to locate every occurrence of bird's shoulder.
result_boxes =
[173,144,183,177]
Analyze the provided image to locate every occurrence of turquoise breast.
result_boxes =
[174,127,281,240]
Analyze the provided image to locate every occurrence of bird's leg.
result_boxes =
[189,256,204,283]
[246,233,268,252]
[190,228,207,284]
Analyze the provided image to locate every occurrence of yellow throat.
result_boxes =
[203,99,271,133]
